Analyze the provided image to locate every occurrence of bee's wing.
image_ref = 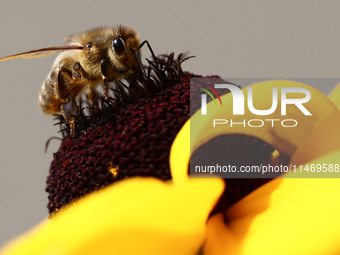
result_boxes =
[0,45,84,62]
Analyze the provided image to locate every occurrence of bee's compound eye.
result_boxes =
[112,37,125,56]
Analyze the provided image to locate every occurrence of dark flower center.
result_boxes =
[46,55,226,214]
[190,134,290,215]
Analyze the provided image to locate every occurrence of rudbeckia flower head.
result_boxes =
[3,47,340,255]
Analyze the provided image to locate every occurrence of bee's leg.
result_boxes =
[100,60,110,99]
[72,62,97,103]
[62,98,77,137]
[137,40,159,69]
[57,71,77,137]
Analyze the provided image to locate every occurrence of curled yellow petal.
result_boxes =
[190,80,335,157]
[204,150,340,255]
[1,177,224,255]
[205,107,340,254]
[171,80,335,181]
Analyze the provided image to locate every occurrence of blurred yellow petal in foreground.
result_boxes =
[205,153,340,255]
[204,107,340,255]
[1,177,224,255]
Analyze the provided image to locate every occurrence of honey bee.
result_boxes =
[0,24,142,136]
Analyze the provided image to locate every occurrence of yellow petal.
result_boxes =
[190,80,335,157]
[170,119,191,184]
[290,108,340,166]
[205,213,239,255]
[204,149,340,254]
[1,177,224,255]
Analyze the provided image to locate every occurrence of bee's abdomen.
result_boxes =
[39,69,61,114]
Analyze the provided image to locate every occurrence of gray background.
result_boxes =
[0,0,340,247]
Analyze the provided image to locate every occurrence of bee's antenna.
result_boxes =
[133,48,147,77]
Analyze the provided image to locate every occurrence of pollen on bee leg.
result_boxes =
[69,121,76,137]
[108,161,119,177]
[102,76,110,99]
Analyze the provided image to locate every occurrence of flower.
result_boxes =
[1,60,339,254]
